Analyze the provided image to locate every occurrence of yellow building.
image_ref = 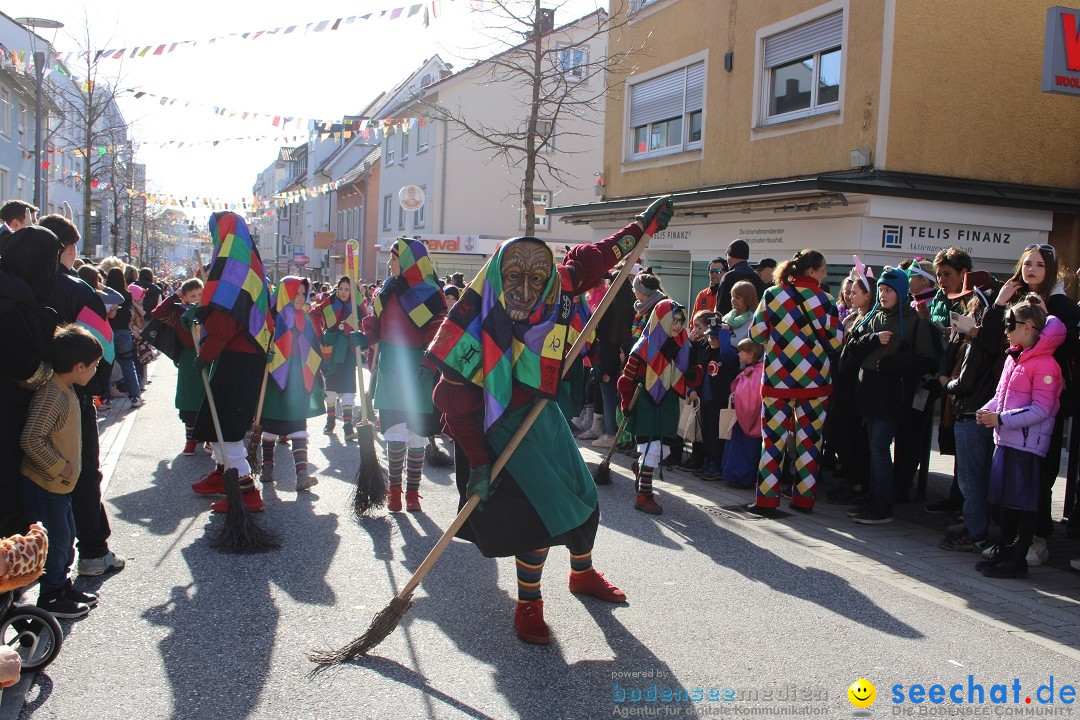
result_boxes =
[548,0,1080,306]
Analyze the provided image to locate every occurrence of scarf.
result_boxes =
[268,277,320,392]
[628,298,690,405]
[722,308,753,330]
[631,290,665,340]
[373,238,447,329]
[428,237,576,431]
[196,212,273,354]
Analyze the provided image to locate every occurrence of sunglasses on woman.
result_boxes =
[1025,243,1056,258]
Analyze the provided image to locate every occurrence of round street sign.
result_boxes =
[399,185,426,211]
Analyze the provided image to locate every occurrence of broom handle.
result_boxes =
[191,323,231,472]
[345,240,370,424]
[252,364,270,427]
[600,386,642,466]
[394,216,661,601]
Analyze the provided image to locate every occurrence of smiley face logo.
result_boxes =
[848,678,876,709]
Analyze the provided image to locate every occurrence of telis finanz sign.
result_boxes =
[1042,6,1080,96]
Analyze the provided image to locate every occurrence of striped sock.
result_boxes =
[570,550,593,576]
[406,446,425,494]
[326,403,337,421]
[387,441,407,488]
[261,439,275,465]
[516,548,549,602]
[343,405,353,425]
[239,475,256,492]
[185,423,194,441]
[638,465,655,496]
[291,437,309,477]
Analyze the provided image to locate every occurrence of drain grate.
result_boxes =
[697,503,793,521]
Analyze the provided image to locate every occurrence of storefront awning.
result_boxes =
[547,171,1080,224]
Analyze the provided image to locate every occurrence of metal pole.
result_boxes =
[33,51,44,207]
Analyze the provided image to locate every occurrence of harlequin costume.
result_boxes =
[429,221,648,645]
[190,212,274,514]
[749,271,841,512]
[312,280,361,441]
[361,238,447,513]
[259,277,325,490]
[617,299,698,515]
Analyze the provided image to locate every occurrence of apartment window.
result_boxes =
[0,168,8,198]
[16,175,25,199]
[533,120,555,153]
[416,120,429,153]
[0,88,9,137]
[353,207,364,241]
[762,11,842,124]
[523,190,550,231]
[398,204,405,230]
[413,186,426,228]
[631,0,663,10]
[17,103,27,149]
[400,126,409,161]
[384,131,395,165]
[628,60,704,160]
[382,194,392,230]
[558,44,587,80]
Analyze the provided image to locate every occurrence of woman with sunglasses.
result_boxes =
[982,243,1080,566]
[748,249,841,514]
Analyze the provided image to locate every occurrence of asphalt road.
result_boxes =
[11,361,1080,720]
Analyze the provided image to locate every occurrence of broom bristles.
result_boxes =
[593,459,611,485]
[210,468,282,554]
[352,423,387,518]
[309,592,415,665]
[247,423,262,476]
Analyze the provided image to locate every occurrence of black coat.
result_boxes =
[50,267,114,397]
[715,260,767,315]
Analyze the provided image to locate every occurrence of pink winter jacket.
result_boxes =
[980,315,1065,457]
[731,361,764,437]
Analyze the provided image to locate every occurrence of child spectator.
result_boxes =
[678,310,714,472]
[151,278,205,455]
[722,281,759,343]
[722,338,765,488]
[695,320,738,481]
[976,297,1064,578]
[19,324,103,618]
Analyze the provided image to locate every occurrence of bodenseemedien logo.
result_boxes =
[848,678,876,713]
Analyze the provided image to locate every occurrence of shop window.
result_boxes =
[760,10,843,125]
[627,60,704,160]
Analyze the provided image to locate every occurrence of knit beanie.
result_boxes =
[857,266,910,340]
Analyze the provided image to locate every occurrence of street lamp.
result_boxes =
[15,17,64,210]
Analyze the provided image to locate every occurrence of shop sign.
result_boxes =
[293,252,311,266]
[861,220,1045,261]
[413,234,481,253]
[1042,6,1080,96]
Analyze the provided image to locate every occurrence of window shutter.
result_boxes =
[763,11,842,68]
[684,61,705,112]
[630,68,687,127]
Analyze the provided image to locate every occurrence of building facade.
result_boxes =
[548,0,1080,307]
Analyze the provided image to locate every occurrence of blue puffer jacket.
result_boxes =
[981,316,1065,457]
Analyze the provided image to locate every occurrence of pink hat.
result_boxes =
[127,283,145,301]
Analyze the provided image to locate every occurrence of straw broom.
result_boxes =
[345,240,387,517]
[246,365,271,477]
[309,206,668,664]
[192,324,281,553]
[593,386,642,486]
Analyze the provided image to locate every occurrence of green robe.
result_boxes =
[174,345,205,413]
[625,391,680,440]
[373,343,435,415]
[262,352,325,422]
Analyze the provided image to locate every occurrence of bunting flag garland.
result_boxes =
[29,2,444,67]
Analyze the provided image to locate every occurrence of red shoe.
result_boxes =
[514,600,550,645]
[210,486,264,513]
[192,467,225,495]
[387,486,403,512]
[182,440,197,456]
[634,494,663,515]
[405,492,423,512]
[569,568,627,603]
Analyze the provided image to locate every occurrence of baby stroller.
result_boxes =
[1,589,63,673]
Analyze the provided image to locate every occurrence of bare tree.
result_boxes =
[416,0,648,235]
[46,15,133,250]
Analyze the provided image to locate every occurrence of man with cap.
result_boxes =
[713,240,767,316]
[754,258,777,286]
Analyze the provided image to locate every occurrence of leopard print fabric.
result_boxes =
[0,523,48,592]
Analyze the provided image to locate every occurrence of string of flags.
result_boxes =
[44,2,443,66]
